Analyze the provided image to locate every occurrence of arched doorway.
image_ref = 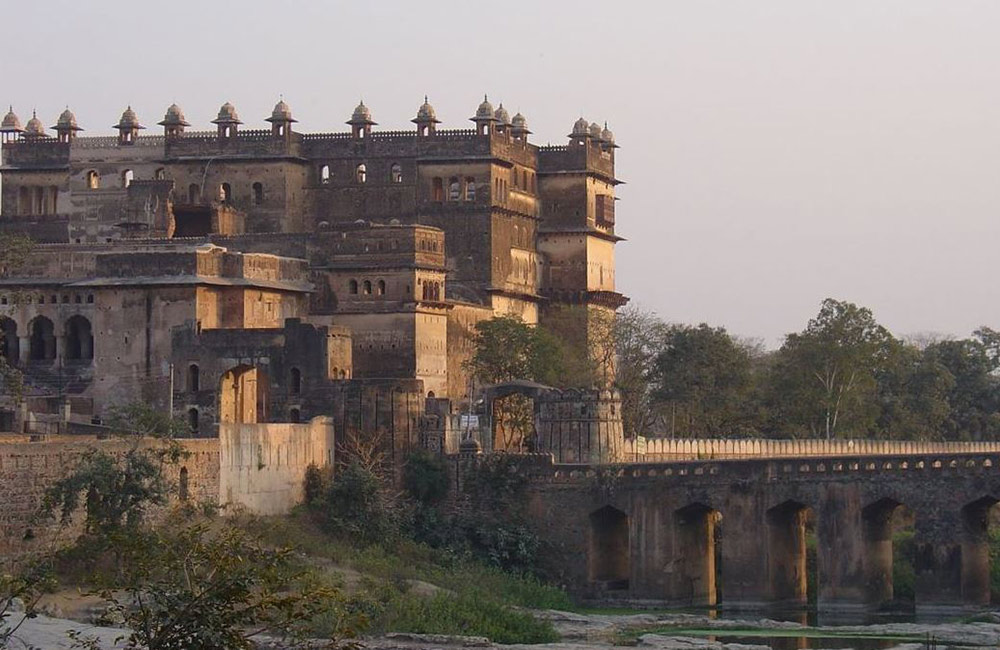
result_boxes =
[64,315,93,361]
[0,318,18,365]
[219,365,270,424]
[589,505,630,590]
[28,316,56,361]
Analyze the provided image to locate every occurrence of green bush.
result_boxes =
[320,461,403,544]
[403,450,449,506]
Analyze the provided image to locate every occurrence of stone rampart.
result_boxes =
[218,416,335,515]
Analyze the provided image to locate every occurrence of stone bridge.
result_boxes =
[516,441,1000,613]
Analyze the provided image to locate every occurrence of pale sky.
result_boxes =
[3,0,999,346]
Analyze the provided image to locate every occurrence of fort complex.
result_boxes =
[0,98,626,435]
[5,98,1000,616]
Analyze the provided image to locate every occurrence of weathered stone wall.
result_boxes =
[217,416,335,515]
[0,435,219,560]
[535,389,625,464]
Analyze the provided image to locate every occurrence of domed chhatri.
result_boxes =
[473,95,495,121]
[212,101,242,125]
[2,106,23,132]
[55,108,81,130]
[494,103,511,126]
[349,100,374,125]
[23,110,46,138]
[158,103,190,127]
[601,122,616,146]
[413,96,439,123]
[511,112,528,131]
[571,116,590,137]
[114,105,144,130]
[267,98,296,124]
[588,121,602,139]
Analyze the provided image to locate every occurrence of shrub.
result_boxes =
[320,461,402,544]
[403,450,449,506]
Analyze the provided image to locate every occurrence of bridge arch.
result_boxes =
[588,505,629,590]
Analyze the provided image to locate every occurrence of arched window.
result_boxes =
[252,182,263,205]
[465,178,476,201]
[290,367,302,395]
[362,280,372,295]
[28,316,56,361]
[390,163,402,183]
[188,409,199,434]
[188,364,200,392]
[154,168,166,181]
[320,165,330,184]
[376,280,386,295]
[449,177,461,201]
[179,466,190,498]
[121,169,134,188]
[188,183,200,204]
[64,315,94,361]
[356,164,367,184]
[432,177,444,202]
[220,183,231,203]
[349,279,358,294]
[289,408,301,424]
[86,171,100,190]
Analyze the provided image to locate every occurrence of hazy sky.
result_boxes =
[4,0,999,346]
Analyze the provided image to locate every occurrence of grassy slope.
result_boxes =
[239,511,570,644]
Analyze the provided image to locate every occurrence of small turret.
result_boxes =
[1,106,24,143]
[470,95,497,135]
[347,100,376,139]
[266,97,296,139]
[412,96,440,137]
[22,110,46,140]
[114,106,145,145]
[212,102,241,139]
[53,107,83,143]
[158,103,190,137]
[510,112,531,140]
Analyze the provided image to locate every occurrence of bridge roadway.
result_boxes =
[517,441,1000,612]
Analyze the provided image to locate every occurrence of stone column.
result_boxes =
[18,335,29,364]
[816,485,868,610]
[670,504,719,606]
[767,501,809,605]
[720,495,770,608]
[960,498,996,607]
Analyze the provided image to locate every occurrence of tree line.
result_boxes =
[469,299,1000,441]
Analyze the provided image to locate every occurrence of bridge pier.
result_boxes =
[671,503,719,606]
[815,486,868,610]
[719,498,771,609]
[766,500,810,606]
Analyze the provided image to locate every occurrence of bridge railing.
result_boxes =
[624,437,1000,462]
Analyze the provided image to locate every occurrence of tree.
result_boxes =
[466,315,565,386]
[609,306,670,437]
[923,333,1000,440]
[874,340,954,439]
[41,402,186,542]
[768,299,895,439]
[82,522,342,650]
[649,323,756,437]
